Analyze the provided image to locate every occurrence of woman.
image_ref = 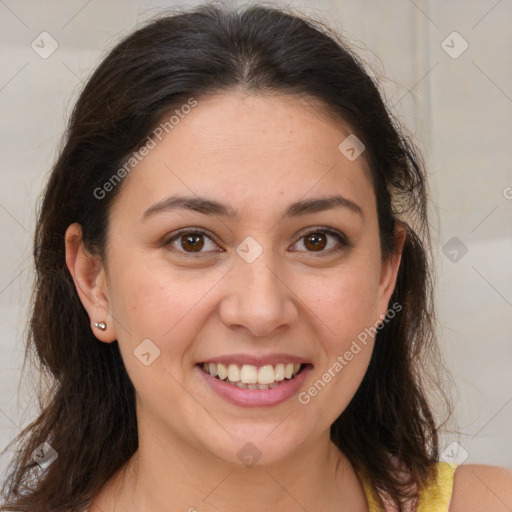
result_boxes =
[1,3,511,511]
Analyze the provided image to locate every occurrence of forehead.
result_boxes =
[111,91,375,221]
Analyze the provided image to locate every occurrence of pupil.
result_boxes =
[183,234,204,251]
[306,233,326,251]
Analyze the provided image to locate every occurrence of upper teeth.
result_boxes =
[202,362,302,385]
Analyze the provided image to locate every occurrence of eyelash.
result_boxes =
[163,226,349,256]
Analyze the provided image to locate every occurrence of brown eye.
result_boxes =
[165,229,219,254]
[165,227,348,256]
[293,228,348,255]
[179,233,205,252]
[303,232,328,251]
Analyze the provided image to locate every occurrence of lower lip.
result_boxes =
[197,364,312,407]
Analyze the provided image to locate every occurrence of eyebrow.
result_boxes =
[141,193,363,221]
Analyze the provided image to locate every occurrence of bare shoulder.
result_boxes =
[449,463,512,512]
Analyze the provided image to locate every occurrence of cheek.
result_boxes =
[108,240,382,357]
[301,263,381,344]
[108,261,221,354]
[108,266,205,402]
[297,271,380,415]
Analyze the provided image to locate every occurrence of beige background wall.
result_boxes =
[1,0,511,481]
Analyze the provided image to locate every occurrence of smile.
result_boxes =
[200,362,304,389]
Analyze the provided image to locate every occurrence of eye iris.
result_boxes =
[173,231,336,254]
[304,233,327,251]
[181,233,204,252]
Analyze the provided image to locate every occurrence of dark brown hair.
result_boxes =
[1,3,453,511]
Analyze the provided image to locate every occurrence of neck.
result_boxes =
[93,420,368,512]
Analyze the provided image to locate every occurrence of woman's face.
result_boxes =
[73,91,403,467]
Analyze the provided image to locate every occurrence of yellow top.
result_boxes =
[358,462,458,512]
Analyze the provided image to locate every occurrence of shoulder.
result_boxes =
[449,463,512,512]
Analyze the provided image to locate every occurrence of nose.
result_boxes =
[218,246,299,338]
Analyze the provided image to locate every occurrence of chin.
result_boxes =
[201,425,309,469]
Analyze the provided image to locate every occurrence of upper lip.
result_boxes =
[198,353,312,367]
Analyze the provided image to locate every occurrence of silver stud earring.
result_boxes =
[94,321,107,331]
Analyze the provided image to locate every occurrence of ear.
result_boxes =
[376,221,407,322]
[64,223,117,343]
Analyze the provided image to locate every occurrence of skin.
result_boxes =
[449,465,512,512]
[64,89,484,512]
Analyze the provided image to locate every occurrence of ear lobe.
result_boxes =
[377,221,407,318]
[64,223,117,343]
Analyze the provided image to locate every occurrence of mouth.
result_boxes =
[198,362,309,390]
